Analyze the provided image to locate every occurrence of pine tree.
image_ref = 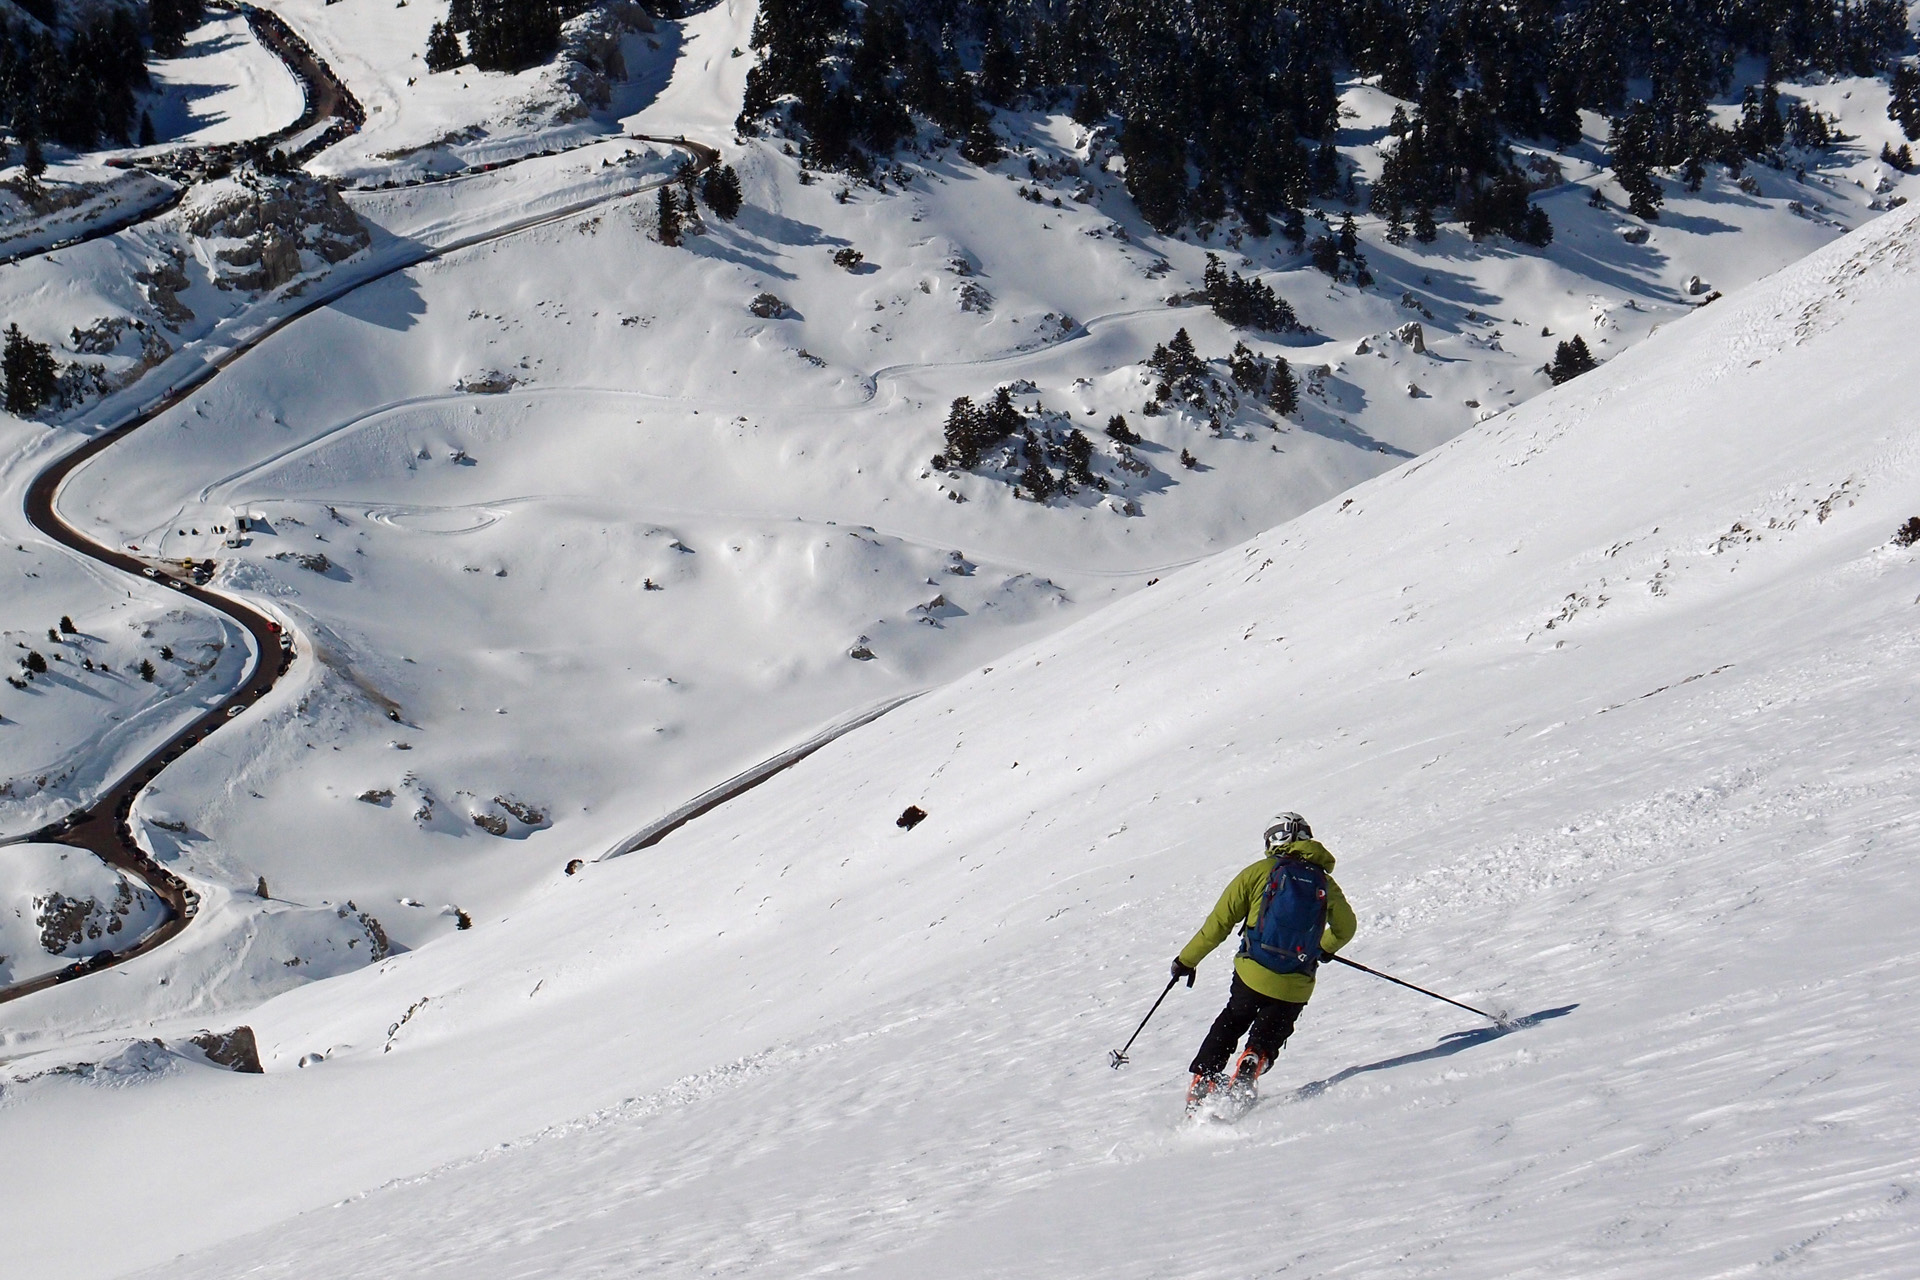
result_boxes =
[1018,448,1056,500]
[1412,204,1437,244]
[139,658,156,681]
[1120,118,1184,232]
[1228,341,1267,395]
[1610,104,1665,220]
[1309,234,1341,277]
[1071,82,1107,125]
[3,324,57,415]
[656,186,682,246]
[1061,429,1096,487]
[983,385,1023,441]
[1892,66,1920,141]
[1268,358,1299,417]
[701,163,744,220]
[25,650,46,674]
[960,117,1002,166]
[1547,335,1598,384]
[137,109,155,146]
[425,21,463,72]
[1104,414,1139,444]
[942,396,984,468]
[21,134,46,189]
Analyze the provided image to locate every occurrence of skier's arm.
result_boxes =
[1321,876,1356,957]
[1175,861,1267,969]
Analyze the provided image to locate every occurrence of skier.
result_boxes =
[1171,812,1356,1115]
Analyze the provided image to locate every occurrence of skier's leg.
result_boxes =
[1188,975,1259,1076]
[1244,997,1305,1074]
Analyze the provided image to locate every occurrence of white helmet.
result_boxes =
[1264,812,1312,848]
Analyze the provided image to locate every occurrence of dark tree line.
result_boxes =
[4,323,57,415]
[936,384,1101,501]
[0,2,160,152]
[1204,256,1301,332]
[737,0,1910,238]
[430,0,595,74]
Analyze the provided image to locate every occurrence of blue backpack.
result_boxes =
[1238,856,1329,976]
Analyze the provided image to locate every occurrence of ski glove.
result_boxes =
[1171,959,1197,987]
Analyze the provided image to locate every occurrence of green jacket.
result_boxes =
[1176,839,1357,1003]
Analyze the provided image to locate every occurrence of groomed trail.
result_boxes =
[0,109,719,1002]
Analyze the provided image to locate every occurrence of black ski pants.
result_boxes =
[1189,973,1305,1076]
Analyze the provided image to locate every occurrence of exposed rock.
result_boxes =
[335,902,390,960]
[1396,321,1426,353]
[188,1026,263,1073]
[526,2,657,124]
[748,292,788,319]
[34,880,138,954]
[1620,225,1651,245]
[136,252,194,327]
[493,796,547,826]
[183,172,369,293]
[456,369,518,394]
[271,551,332,574]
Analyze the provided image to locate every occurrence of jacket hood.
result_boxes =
[1271,838,1335,871]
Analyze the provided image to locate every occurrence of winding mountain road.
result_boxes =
[1,78,716,1002]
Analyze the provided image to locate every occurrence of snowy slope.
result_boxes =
[142,13,307,148]
[5,176,1918,1280]
[4,0,1918,1085]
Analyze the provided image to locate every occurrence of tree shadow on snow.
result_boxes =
[1294,1003,1578,1099]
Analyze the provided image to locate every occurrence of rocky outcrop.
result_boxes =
[184,172,369,293]
[514,2,657,127]
[34,879,140,954]
[188,1026,264,1073]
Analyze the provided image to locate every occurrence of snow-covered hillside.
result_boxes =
[7,0,1917,1031]
[5,147,1919,1280]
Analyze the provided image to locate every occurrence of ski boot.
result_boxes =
[1184,1071,1226,1118]
[1224,1049,1271,1109]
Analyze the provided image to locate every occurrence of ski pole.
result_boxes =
[1108,974,1180,1069]
[1326,953,1509,1026]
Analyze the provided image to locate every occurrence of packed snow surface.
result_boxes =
[4,165,1918,1280]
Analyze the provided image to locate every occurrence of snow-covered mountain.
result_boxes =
[6,99,1920,1280]
[4,0,1913,1004]
[2,1,1919,1274]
